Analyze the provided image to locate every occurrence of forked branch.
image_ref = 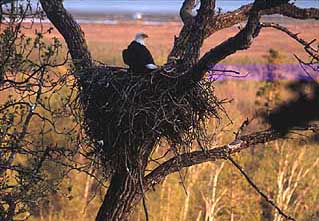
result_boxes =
[205,2,319,38]
[181,0,274,83]
[181,0,319,84]
[141,124,319,220]
[180,0,197,25]
[144,124,319,191]
[169,0,319,64]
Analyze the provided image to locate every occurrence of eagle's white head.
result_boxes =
[134,32,149,45]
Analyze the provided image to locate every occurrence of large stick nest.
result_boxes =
[77,65,223,175]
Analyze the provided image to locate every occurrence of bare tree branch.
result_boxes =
[39,0,93,70]
[179,0,272,84]
[205,2,319,38]
[178,0,319,85]
[181,0,217,67]
[169,0,216,66]
[144,124,319,191]
[31,0,319,220]
[169,1,319,65]
[261,22,319,60]
[228,156,296,221]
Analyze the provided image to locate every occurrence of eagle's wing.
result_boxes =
[122,49,132,66]
[140,45,155,65]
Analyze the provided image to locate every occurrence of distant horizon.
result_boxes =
[63,0,318,14]
[11,0,319,23]
[21,0,318,16]
[56,1,319,23]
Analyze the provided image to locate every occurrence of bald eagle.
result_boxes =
[122,32,158,73]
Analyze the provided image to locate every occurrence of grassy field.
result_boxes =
[9,20,319,221]
[23,20,319,65]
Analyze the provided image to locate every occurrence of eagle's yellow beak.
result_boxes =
[142,33,149,38]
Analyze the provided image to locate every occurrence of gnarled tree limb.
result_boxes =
[179,0,279,84]
[142,124,319,219]
[181,0,217,67]
[205,2,319,38]
[39,0,93,70]
[169,1,319,66]
[35,0,319,220]
[180,0,197,25]
[179,0,314,84]
[144,124,319,192]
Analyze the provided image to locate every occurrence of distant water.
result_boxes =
[13,0,319,23]
[61,0,318,14]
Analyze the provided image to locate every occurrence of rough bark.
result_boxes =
[38,0,319,220]
[143,124,319,192]
[181,0,216,67]
[39,0,93,70]
[96,168,141,221]
[179,0,197,25]
[169,1,319,66]
[95,138,155,220]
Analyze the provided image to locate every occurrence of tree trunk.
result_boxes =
[95,138,156,221]
[37,1,319,221]
[96,167,142,221]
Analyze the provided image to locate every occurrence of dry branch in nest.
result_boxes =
[76,66,223,177]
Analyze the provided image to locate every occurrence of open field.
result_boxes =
[23,20,319,65]
[4,19,319,221]
[20,20,319,123]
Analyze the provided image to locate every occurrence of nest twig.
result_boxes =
[76,65,223,177]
